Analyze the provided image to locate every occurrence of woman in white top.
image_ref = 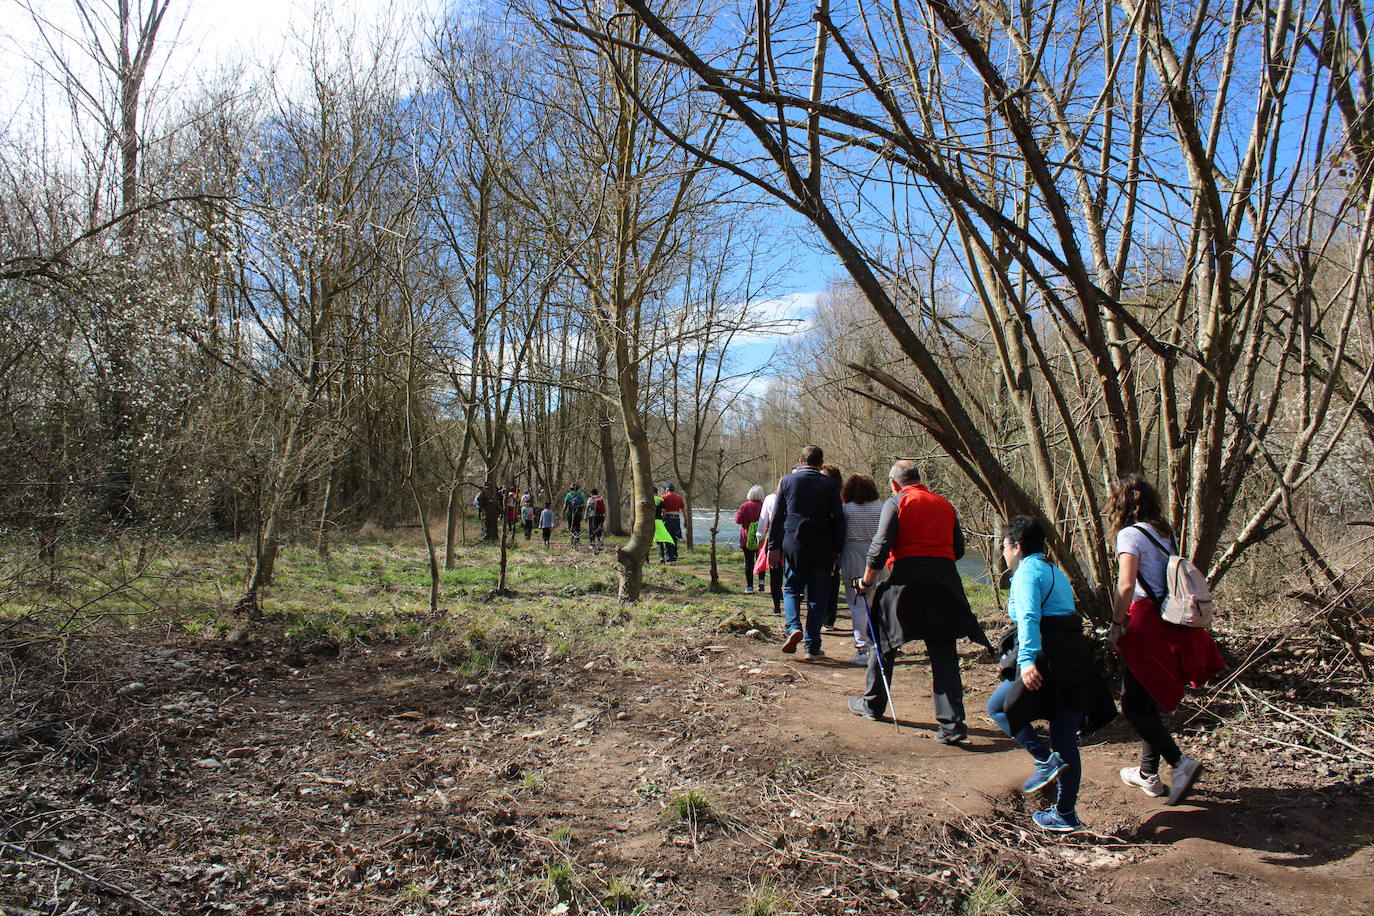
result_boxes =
[1108,473,1223,806]
[755,478,785,615]
[840,473,885,665]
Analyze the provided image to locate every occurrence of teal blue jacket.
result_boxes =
[1007,554,1076,670]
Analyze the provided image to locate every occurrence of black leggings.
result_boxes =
[768,565,783,613]
[742,548,758,586]
[1121,666,1182,775]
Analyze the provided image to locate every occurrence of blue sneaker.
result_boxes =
[1032,808,1082,833]
[1022,752,1067,793]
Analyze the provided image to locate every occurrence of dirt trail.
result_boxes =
[721,627,1374,915]
[4,618,1372,915]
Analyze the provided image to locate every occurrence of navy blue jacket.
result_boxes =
[766,466,844,568]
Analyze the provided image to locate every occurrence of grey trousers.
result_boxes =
[862,638,967,737]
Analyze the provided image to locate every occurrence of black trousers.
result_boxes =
[1121,666,1182,774]
[742,548,758,587]
[768,565,783,613]
[825,568,841,627]
[862,639,966,737]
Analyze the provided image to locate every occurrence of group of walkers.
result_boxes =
[735,446,1226,834]
[481,481,689,558]
[481,485,609,551]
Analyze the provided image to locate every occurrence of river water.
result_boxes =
[688,509,993,584]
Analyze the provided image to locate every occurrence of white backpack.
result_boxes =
[1132,524,1214,628]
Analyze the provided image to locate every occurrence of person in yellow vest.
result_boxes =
[850,460,991,743]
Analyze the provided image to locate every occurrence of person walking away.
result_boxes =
[538,502,556,548]
[520,500,535,541]
[563,484,586,547]
[587,488,608,551]
[504,490,518,537]
[653,500,675,563]
[755,480,785,615]
[987,516,1117,833]
[820,464,845,630]
[660,483,685,563]
[768,446,845,661]
[849,460,991,743]
[735,486,765,593]
[1108,474,1224,805]
[840,474,884,665]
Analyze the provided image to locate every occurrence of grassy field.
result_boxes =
[0,531,1008,650]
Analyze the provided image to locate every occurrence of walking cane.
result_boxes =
[855,589,902,735]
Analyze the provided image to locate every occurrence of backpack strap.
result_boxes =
[1129,523,1173,601]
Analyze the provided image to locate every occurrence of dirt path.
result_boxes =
[4,620,1372,915]
[734,629,1374,915]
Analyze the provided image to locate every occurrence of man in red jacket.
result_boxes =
[850,460,989,743]
[659,483,685,563]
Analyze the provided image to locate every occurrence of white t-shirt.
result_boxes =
[757,493,777,540]
[1115,523,1174,601]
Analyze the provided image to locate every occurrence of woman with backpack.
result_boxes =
[1108,474,1224,806]
[735,486,765,593]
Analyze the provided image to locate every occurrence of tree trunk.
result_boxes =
[482,473,500,541]
[443,483,461,569]
[408,477,441,616]
[316,475,333,560]
[599,405,626,537]
[615,392,655,601]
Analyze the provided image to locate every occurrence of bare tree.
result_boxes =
[522,0,739,599]
[557,0,1374,620]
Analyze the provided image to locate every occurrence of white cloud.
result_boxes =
[1,0,444,137]
[729,290,821,347]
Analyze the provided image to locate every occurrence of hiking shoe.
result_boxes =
[935,727,969,745]
[1167,757,1203,806]
[803,648,826,661]
[781,630,803,654]
[1022,752,1068,793]
[848,697,880,721]
[1032,808,1082,833]
[1120,766,1167,798]
[745,586,755,594]
[850,651,870,666]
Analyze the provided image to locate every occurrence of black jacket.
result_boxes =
[767,466,844,568]
[999,614,1118,737]
[868,556,992,654]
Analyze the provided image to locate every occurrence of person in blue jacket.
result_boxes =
[987,515,1115,833]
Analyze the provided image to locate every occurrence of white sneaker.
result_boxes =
[1167,757,1203,806]
[745,586,755,594]
[1119,766,1167,797]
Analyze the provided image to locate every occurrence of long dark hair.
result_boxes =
[1108,473,1173,539]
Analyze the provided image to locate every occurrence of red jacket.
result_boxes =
[1117,597,1225,712]
[888,484,956,564]
[734,499,762,548]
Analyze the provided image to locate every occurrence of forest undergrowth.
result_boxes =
[1,535,1371,915]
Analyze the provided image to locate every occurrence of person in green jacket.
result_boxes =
[653,500,675,563]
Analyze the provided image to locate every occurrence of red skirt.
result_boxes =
[1117,597,1225,713]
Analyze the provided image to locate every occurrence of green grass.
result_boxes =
[668,789,717,826]
[960,873,1020,916]
[0,532,734,644]
[543,858,577,903]
[602,875,644,914]
[740,881,788,916]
